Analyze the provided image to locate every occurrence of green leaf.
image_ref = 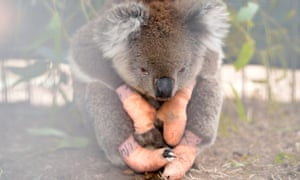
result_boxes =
[27,128,67,138]
[230,84,248,122]
[275,153,289,164]
[286,9,296,19]
[56,137,90,149]
[237,2,259,22]
[50,12,63,60]
[234,37,255,71]
[230,160,245,168]
[48,12,62,31]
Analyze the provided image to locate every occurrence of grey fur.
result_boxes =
[69,0,229,168]
[93,2,149,59]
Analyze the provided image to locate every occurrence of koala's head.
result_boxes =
[94,0,229,100]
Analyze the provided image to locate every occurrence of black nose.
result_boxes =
[155,77,174,99]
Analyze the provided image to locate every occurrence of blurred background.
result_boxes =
[0,0,299,179]
[0,0,299,106]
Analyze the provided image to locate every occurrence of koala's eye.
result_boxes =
[179,67,186,73]
[140,68,149,75]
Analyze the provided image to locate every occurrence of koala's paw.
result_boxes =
[133,128,165,148]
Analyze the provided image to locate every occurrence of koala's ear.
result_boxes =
[93,3,149,58]
[184,0,230,51]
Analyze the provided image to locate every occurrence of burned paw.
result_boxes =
[163,148,176,162]
[133,128,165,148]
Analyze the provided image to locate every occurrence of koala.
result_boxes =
[69,0,229,168]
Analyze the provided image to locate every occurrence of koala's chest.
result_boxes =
[142,95,164,110]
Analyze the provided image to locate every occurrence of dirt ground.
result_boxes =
[0,99,299,180]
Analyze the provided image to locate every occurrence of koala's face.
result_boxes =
[123,21,202,100]
[95,0,229,100]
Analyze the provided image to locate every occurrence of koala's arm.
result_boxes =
[186,50,223,147]
[70,9,170,170]
[160,50,223,179]
[70,20,132,167]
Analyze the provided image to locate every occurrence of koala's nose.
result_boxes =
[155,77,174,99]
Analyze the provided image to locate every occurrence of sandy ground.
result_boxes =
[0,99,299,180]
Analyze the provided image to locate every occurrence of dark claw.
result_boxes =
[163,148,176,161]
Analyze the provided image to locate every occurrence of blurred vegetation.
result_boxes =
[225,0,299,120]
[226,0,299,67]
[0,0,299,107]
[1,0,105,105]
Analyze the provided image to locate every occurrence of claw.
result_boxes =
[119,135,169,172]
[159,172,169,180]
[163,148,176,162]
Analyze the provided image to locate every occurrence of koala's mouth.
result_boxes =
[155,96,172,102]
[143,91,172,102]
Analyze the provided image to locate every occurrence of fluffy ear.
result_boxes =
[93,2,149,59]
[184,0,230,52]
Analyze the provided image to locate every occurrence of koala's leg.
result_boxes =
[85,81,134,167]
[186,76,223,148]
[72,80,95,131]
